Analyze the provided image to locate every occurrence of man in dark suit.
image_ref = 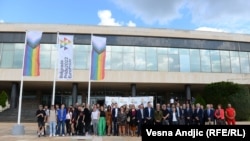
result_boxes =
[175,103,182,124]
[194,103,203,125]
[204,104,215,125]
[111,103,119,136]
[136,104,144,136]
[144,102,154,125]
[184,103,193,125]
[161,104,170,125]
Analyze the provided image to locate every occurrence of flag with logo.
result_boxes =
[90,35,107,80]
[23,31,43,76]
[57,34,74,80]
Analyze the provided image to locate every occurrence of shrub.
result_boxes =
[194,94,206,107]
[203,81,250,121]
[0,91,8,107]
[203,81,240,107]
[228,85,250,121]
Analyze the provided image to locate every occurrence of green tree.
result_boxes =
[194,94,206,107]
[228,85,250,121]
[203,81,240,107]
[0,91,8,107]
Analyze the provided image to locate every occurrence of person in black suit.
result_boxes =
[194,103,203,125]
[175,103,182,124]
[161,104,170,125]
[111,103,119,136]
[143,102,154,125]
[169,107,179,125]
[204,104,215,125]
[136,104,144,136]
[184,103,193,125]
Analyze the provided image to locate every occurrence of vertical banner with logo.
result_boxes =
[58,35,74,80]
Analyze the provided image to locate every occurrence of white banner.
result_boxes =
[57,35,74,80]
[105,96,119,106]
[105,96,154,108]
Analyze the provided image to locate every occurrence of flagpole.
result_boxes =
[12,31,27,135]
[17,75,24,124]
[17,36,27,125]
[51,32,59,105]
[87,34,93,106]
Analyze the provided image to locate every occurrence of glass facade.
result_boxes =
[0,43,250,74]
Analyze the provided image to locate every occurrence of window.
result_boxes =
[74,52,88,69]
[123,52,134,70]
[105,51,111,70]
[179,49,190,72]
[111,52,122,70]
[168,54,180,72]
[0,43,2,64]
[1,44,14,68]
[1,50,13,68]
[230,51,240,73]
[210,50,221,72]
[239,52,249,73]
[146,48,157,71]
[13,44,24,68]
[220,51,231,73]
[157,48,168,54]
[135,47,146,70]
[158,55,168,71]
[40,44,52,69]
[74,45,90,69]
[112,46,123,52]
[190,49,200,72]
[200,50,211,72]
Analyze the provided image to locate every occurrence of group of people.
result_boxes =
[35,101,236,137]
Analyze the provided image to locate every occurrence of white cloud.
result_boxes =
[187,0,250,34]
[127,20,136,27]
[187,0,250,26]
[98,10,121,26]
[0,19,4,23]
[195,27,226,33]
[112,0,185,25]
[98,10,136,27]
[111,0,250,33]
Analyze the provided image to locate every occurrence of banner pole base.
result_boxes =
[11,124,25,135]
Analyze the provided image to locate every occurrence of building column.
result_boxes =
[131,84,136,97]
[10,82,18,109]
[185,84,191,102]
[72,83,78,105]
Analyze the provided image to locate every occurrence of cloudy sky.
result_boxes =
[0,0,250,34]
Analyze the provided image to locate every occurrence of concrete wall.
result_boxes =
[1,69,250,84]
[1,23,250,42]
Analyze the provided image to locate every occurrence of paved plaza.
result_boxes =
[1,122,250,141]
[0,122,141,141]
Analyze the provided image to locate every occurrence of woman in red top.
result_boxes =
[214,104,225,125]
[225,103,236,125]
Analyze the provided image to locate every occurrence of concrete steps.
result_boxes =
[0,98,38,122]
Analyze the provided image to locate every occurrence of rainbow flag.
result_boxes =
[90,35,107,80]
[23,31,43,76]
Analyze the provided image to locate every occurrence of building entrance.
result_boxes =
[90,96,105,106]
[41,94,82,107]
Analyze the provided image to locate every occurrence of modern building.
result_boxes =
[1,23,250,109]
